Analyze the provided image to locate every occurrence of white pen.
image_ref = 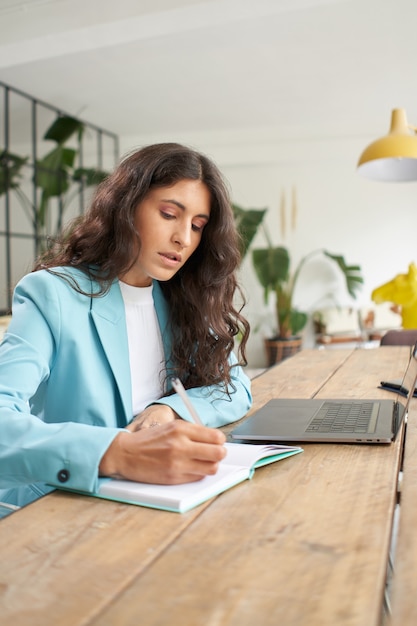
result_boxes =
[171,377,203,425]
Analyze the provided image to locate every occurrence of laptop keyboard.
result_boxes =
[306,401,379,434]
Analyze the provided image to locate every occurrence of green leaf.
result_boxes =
[37,191,50,228]
[43,116,84,144]
[72,167,108,186]
[290,310,308,335]
[232,204,267,259]
[324,251,364,298]
[252,246,290,299]
[35,146,77,196]
[0,150,29,194]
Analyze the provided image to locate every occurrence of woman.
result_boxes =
[0,142,252,514]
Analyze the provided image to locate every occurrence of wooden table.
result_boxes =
[1,347,414,626]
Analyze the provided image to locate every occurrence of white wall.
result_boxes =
[120,129,417,367]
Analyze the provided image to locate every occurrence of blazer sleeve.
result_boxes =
[0,271,124,494]
[153,351,253,428]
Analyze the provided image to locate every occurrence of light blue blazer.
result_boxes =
[0,268,252,509]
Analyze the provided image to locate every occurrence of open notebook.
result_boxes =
[56,443,302,513]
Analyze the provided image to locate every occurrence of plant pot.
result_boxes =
[264,336,302,366]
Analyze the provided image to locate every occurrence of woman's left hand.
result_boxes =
[126,404,178,432]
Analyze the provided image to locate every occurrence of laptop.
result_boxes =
[230,344,417,444]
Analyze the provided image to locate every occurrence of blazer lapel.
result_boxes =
[152,281,174,380]
[90,281,132,424]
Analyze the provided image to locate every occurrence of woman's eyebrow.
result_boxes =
[161,198,210,220]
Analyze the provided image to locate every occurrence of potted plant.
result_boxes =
[253,241,363,364]
[233,198,364,366]
[0,115,109,254]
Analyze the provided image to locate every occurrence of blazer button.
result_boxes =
[57,469,70,483]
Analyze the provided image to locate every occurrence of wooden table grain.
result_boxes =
[0,347,412,626]
[388,352,417,626]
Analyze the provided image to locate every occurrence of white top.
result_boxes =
[119,281,165,416]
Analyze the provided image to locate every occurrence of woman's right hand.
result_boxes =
[99,420,227,485]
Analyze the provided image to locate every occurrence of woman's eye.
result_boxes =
[161,210,175,220]
[192,219,208,233]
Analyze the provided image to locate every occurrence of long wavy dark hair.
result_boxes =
[34,143,250,390]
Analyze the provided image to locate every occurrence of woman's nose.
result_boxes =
[173,224,191,248]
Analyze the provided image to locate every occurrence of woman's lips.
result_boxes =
[159,251,182,267]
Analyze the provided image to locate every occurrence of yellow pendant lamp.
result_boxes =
[357,108,417,182]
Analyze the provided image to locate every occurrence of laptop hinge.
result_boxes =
[393,401,404,434]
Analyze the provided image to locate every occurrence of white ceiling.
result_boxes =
[0,0,417,148]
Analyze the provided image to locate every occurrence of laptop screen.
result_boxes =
[397,343,417,417]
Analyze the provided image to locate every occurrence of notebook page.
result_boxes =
[224,442,302,468]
